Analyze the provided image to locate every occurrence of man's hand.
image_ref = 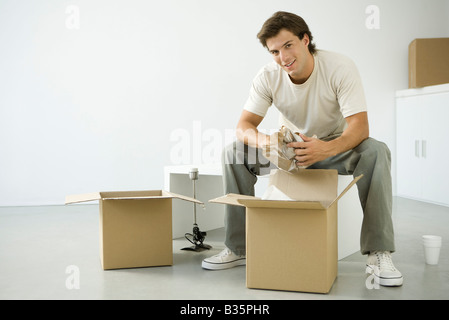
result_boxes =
[287,133,335,167]
[287,112,370,167]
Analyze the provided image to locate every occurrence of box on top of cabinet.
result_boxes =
[409,38,449,88]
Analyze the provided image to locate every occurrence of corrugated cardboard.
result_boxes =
[409,38,449,88]
[210,169,362,294]
[65,190,203,270]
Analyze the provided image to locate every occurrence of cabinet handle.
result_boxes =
[422,140,427,158]
[415,140,420,157]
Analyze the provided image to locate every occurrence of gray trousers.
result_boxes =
[222,138,395,256]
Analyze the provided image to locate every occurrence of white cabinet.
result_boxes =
[396,84,449,206]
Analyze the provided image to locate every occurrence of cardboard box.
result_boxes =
[65,190,202,270]
[409,38,449,88]
[210,169,362,294]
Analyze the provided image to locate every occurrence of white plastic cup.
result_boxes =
[422,235,442,265]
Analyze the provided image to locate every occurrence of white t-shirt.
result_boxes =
[244,50,367,139]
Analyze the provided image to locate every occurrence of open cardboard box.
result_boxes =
[65,190,203,270]
[210,169,362,294]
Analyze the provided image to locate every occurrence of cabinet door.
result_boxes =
[421,92,449,206]
[396,96,423,199]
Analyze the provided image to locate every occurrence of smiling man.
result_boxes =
[202,11,403,287]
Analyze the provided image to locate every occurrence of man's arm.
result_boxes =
[289,111,369,167]
[236,110,270,149]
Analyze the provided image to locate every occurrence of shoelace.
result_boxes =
[376,251,397,271]
[213,248,232,259]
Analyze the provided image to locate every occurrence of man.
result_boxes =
[202,11,403,287]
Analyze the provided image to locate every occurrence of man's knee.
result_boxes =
[358,138,391,162]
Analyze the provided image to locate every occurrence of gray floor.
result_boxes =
[0,197,448,300]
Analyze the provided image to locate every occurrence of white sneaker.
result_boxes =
[366,251,403,286]
[202,247,246,270]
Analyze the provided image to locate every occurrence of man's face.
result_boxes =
[266,29,313,84]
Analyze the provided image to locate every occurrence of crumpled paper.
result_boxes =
[262,126,315,172]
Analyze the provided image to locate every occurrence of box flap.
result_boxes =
[268,169,338,203]
[238,199,326,210]
[66,190,203,205]
[100,190,163,198]
[209,193,258,207]
[328,174,363,208]
[209,171,363,210]
[101,190,204,205]
[162,191,204,205]
[209,194,327,210]
[65,192,102,205]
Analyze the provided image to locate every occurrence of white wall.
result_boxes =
[1,0,448,206]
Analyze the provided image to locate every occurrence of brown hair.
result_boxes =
[257,11,316,54]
